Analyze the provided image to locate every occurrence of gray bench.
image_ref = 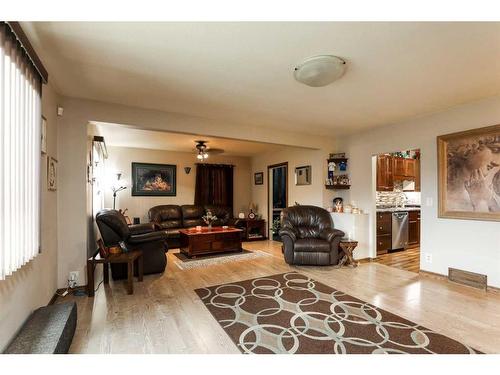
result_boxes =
[4,302,77,354]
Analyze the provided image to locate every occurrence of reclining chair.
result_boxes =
[96,209,168,279]
[279,205,344,266]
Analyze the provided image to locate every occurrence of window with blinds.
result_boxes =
[0,23,42,280]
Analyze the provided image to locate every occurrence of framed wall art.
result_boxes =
[131,162,176,196]
[254,172,264,185]
[47,156,57,191]
[41,116,47,154]
[295,165,312,185]
[437,124,500,221]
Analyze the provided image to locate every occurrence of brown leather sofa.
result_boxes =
[279,205,344,266]
[96,209,168,279]
[148,204,235,248]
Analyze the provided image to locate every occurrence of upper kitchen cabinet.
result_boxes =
[377,153,420,192]
[414,159,421,192]
[393,157,416,179]
[376,155,394,191]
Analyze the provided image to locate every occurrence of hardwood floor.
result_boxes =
[374,247,420,273]
[58,241,500,354]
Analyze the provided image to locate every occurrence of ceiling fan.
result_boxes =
[194,140,224,160]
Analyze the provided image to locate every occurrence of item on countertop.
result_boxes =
[352,207,360,214]
[133,217,140,224]
[196,225,202,231]
[343,204,353,214]
[238,212,245,219]
[248,209,256,220]
[333,197,343,212]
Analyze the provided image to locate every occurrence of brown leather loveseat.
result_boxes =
[148,204,235,248]
[279,205,344,266]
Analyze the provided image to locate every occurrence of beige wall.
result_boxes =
[339,95,500,287]
[56,97,335,288]
[250,147,338,233]
[103,146,252,222]
[0,83,60,351]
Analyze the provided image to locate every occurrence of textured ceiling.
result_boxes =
[94,122,303,156]
[24,22,500,136]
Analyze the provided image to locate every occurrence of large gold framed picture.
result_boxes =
[437,124,500,221]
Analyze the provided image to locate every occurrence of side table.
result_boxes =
[87,250,143,296]
[336,239,359,268]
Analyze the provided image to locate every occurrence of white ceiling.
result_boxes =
[24,22,500,136]
[94,122,298,156]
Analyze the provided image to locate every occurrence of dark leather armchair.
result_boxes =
[96,209,168,279]
[279,205,344,266]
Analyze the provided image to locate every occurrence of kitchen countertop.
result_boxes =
[376,207,421,212]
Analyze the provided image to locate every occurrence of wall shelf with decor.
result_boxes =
[325,184,351,190]
[326,154,350,190]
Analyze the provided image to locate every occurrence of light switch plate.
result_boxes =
[425,197,433,207]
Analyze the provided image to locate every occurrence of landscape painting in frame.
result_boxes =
[132,162,177,196]
[438,124,500,221]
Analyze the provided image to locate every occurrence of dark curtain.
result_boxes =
[194,164,234,208]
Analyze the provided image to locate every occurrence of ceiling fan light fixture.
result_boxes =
[293,55,346,87]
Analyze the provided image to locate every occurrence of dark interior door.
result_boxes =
[269,164,288,237]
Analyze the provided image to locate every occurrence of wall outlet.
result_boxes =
[68,271,79,288]
[424,253,433,263]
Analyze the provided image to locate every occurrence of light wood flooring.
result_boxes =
[374,247,420,273]
[58,241,500,354]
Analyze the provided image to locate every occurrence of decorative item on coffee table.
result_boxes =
[202,210,217,229]
[336,238,359,268]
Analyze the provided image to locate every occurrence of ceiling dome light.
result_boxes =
[293,55,346,87]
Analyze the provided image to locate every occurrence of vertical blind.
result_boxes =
[0,24,42,280]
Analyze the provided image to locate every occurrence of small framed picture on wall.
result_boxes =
[47,156,57,191]
[41,116,47,154]
[254,172,264,185]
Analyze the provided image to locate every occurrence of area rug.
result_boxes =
[195,272,480,354]
[173,249,270,270]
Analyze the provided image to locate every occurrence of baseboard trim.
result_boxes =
[419,270,500,293]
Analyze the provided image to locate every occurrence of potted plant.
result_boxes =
[202,210,218,230]
[271,217,282,242]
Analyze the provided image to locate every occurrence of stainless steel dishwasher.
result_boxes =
[391,211,409,250]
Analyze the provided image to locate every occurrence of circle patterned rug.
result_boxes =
[195,272,481,354]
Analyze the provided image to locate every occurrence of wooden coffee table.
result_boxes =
[179,227,243,258]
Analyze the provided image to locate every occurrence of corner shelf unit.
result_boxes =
[325,184,351,190]
[326,156,350,190]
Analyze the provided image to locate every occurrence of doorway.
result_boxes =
[268,162,288,240]
[373,149,421,273]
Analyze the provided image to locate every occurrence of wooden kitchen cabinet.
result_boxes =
[393,157,416,179]
[414,160,421,192]
[408,210,420,247]
[376,155,394,191]
[376,212,392,255]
